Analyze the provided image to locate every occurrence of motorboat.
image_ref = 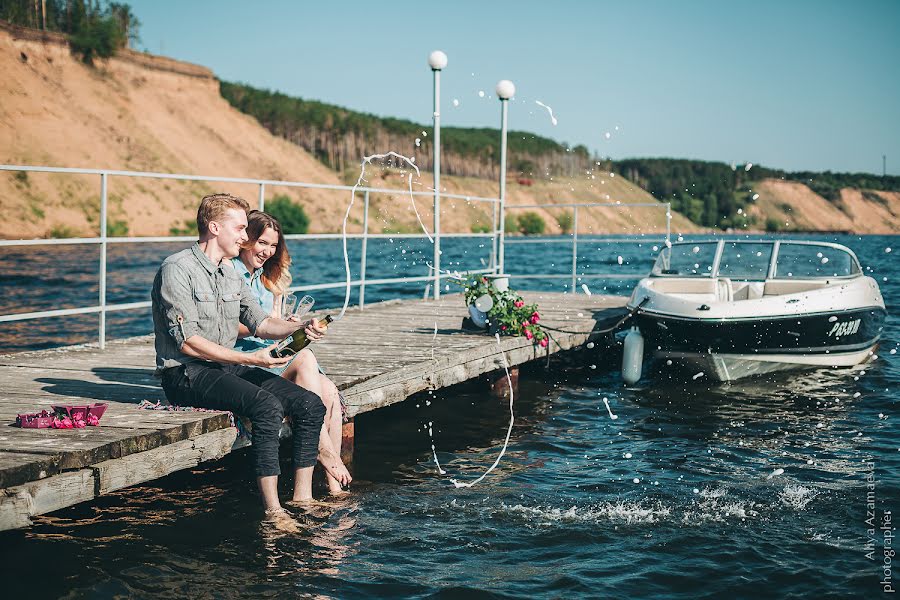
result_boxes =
[624,240,886,382]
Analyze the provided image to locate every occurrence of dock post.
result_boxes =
[341,419,355,464]
[488,367,519,400]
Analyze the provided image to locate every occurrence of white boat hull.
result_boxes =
[658,345,878,382]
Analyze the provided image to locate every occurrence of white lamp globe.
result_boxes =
[496,80,516,100]
[428,50,448,70]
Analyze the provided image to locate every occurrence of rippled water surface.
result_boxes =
[0,234,897,598]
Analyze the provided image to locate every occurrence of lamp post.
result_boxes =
[428,50,447,300]
[495,79,515,275]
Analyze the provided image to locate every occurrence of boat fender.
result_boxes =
[622,327,644,384]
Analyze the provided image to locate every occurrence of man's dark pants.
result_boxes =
[161,362,325,477]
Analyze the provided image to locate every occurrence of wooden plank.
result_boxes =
[0,451,62,488]
[0,427,236,531]
[0,293,630,530]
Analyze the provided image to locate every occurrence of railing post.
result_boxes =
[359,191,369,309]
[497,95,510,275]
[665,202,671,246]
[490,197,498,272]
[431,57,443,300]
[258,183,265,211]
[99,172,108,349]
[433,194,441,299]
[571,205,579,293]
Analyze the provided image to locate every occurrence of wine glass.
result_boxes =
[293,295,315,319]
[281,294,299,319]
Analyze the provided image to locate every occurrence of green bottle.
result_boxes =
[285,315,333,354]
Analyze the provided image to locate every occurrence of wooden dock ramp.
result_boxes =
[0,292,627,530]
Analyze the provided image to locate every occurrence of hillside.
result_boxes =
[3,21,892,239]
[748,179,900,234]
[0,23,689,239]
[0,22,345,238]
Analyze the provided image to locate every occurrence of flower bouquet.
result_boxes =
[455,274,549,347]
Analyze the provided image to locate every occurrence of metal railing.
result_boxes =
[504,201,671,291]
[0,164,671,349]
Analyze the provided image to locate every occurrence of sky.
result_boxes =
[128,0,900,175]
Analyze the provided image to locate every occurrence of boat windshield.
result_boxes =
[717,242,773,279]
[650,241,861,279]
[774,243,860,278]
[651,242,717,277]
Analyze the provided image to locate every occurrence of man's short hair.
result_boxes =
[197,193,250,235]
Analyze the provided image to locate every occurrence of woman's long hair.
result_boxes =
[245,210,292,295]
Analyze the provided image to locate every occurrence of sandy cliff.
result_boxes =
[4,23,888,239]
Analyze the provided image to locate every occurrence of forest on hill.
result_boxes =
[220,81,593,180]
[221,82,900,230]
[0,0,139,63]
[616,158,900,229]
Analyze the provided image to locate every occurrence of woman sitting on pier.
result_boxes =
[232,210,349,497]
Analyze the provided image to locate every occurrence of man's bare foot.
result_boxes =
[264,507,300,533]
[327,487,351,497]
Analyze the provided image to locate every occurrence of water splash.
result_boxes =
[534,100,558,125]
[602,397,618,420]
[337,151,432,320]
[450,334,515,488]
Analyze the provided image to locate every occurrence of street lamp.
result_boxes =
[495,79,515,275]
[428,50,447,299]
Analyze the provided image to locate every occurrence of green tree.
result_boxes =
[518,212,546,235]
[504,214,519,233]
[266,195,310,234]
[69,13,124,64]
[555,210,573,234]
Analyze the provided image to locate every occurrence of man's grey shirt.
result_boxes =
[151,243,269,371]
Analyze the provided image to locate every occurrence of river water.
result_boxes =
[0,234,897,598]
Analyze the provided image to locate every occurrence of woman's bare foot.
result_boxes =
[322,460,352,487]
[264,507,300,533]
[327,487,351,498]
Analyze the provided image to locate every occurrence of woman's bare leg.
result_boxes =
[282,350,350,500]
[319,374,348,495]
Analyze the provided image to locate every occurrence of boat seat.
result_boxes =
[730,281,764,300]
[746,282,765,299]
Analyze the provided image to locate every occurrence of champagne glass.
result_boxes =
[293,295,315,319]
[281,293,299,319]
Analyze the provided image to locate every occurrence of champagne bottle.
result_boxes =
[284,315,333,354]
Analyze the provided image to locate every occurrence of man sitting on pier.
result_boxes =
[150,193,349,532]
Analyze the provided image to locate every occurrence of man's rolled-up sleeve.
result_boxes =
[158,263,201,348]
[239,280,269,336]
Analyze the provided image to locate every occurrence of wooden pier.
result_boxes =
[0,293,627,531]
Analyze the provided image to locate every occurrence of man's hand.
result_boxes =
[248,344,294,368]
[303,318,327,342]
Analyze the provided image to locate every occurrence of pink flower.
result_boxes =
[514,300,524,308]
[525,330,533,340]
[539,338,549,348]
[530,314,540,324]
[501,325,507,331]
[87,414,100,426]
[52,416,73,429]
[522,321,530,329]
